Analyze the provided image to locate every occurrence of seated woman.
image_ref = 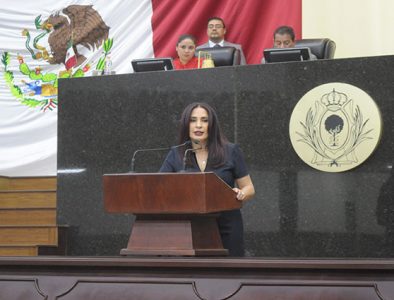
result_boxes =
[173,34,204,70]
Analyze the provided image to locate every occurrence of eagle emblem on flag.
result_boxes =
[1,5,113,111]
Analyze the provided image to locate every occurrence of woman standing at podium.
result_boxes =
[160,102,255,256]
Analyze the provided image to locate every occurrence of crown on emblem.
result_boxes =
[321,89,348,109]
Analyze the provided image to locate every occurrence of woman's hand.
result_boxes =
[233,175,255,202]
[233,187,246,201]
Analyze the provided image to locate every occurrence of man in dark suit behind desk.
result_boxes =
[261,25,317,63]
[196,17,247,65]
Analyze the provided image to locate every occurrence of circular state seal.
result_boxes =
[289,82,382,172]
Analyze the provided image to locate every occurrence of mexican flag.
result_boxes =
[65,40,77,70]
[0,0,301,176]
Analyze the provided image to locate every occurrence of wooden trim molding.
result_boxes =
[1,257,393,300]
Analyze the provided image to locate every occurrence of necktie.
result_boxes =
[213,44,221,48]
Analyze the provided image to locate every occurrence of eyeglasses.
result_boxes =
[208,24,224,29]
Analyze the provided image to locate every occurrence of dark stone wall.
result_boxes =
[58,56,394,257]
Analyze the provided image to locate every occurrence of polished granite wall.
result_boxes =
[58,55,394,257]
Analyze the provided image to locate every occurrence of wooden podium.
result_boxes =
[103,172,241,256]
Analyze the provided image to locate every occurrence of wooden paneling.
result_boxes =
[0,176,57,191]
[1,258,394,300]
[0,191,56,208]
[0,209,56,226]
[0,177,10,190]
[0,226,57,246]
[0,176,58,256]
[0,246,37,256]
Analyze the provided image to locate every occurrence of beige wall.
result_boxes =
[303,0,394,58]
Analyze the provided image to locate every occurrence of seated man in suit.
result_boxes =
[261,25,317,63]
[196,17,247,65]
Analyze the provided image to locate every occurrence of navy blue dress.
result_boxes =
[159,143,249,256]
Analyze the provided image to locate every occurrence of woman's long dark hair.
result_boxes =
[178,102,228,167]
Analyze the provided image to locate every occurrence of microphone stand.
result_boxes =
[130,140,191,173]
[182,141,202,172]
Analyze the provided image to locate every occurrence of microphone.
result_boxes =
[182,140,203,171]
[130,140,191,172]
